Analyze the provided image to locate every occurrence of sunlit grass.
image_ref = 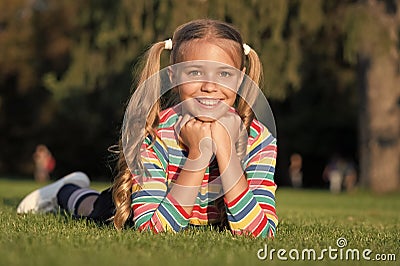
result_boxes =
[0,178,399,266]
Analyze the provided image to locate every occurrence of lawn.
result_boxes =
[0,178,399,266]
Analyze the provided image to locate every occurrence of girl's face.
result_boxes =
[175,40,243,122]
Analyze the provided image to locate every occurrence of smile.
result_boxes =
[195,98,221,107]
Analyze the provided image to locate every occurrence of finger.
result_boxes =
[174,113,193,135]
[181,113,193,127]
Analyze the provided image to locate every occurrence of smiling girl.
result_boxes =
[17,19,278,238]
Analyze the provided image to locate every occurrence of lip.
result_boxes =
[194,97,223,109]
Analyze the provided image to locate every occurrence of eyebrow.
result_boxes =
[217,66,236,71]
[183,65,236,71]
[183,64,204,68]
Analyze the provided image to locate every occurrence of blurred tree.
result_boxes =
[42,0,306,101]
[267,0,359,187]
[0,0,356,180]
[32,0,309,177]
[342,0,400,193]
[0,0,36,93]
[0,0,68,174]
[1,0,398,192]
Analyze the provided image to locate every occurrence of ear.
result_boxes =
[167,66,180,96]
[167,66,174,84]
[241,66,246,80]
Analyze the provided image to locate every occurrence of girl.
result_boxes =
[17,19,278,238]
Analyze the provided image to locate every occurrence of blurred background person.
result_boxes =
[289,153,303,188]
[33,144,56,183]
[323,155,357,194]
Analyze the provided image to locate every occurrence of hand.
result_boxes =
[169,114,213,212]
[210,111,249,202]
[210,111,246,159]
[175,114,214,170]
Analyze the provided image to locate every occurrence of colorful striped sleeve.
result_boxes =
[131,135,191,233]
[224,121,278,238]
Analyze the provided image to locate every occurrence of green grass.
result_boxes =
[0,178,399,266]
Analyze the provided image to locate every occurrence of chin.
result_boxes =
[196,116,217,122]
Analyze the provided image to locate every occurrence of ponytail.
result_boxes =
[237,47,263,131]
[246,48,263,89]
[112,41,166,230]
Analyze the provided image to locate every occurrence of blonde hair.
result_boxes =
[112,19,264,230]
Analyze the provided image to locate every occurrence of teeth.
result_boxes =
[197,98,219,106]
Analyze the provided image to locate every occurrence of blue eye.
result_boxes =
[219,71,232,78]
[188,70,202,76]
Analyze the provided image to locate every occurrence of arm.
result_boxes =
[132,118,213,233]
[212,118,278,238]
[131,135,193,233]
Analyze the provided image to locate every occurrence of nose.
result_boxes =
[201,82,217,92]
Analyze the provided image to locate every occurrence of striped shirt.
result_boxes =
[131,106,278,238]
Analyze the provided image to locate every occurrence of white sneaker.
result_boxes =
[17,171,90,214]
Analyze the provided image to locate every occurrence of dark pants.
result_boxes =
[86,188,115,223]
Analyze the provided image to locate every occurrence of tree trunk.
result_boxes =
[357,2,400,193]
[365,55,400,193]
[358,55,370,188]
